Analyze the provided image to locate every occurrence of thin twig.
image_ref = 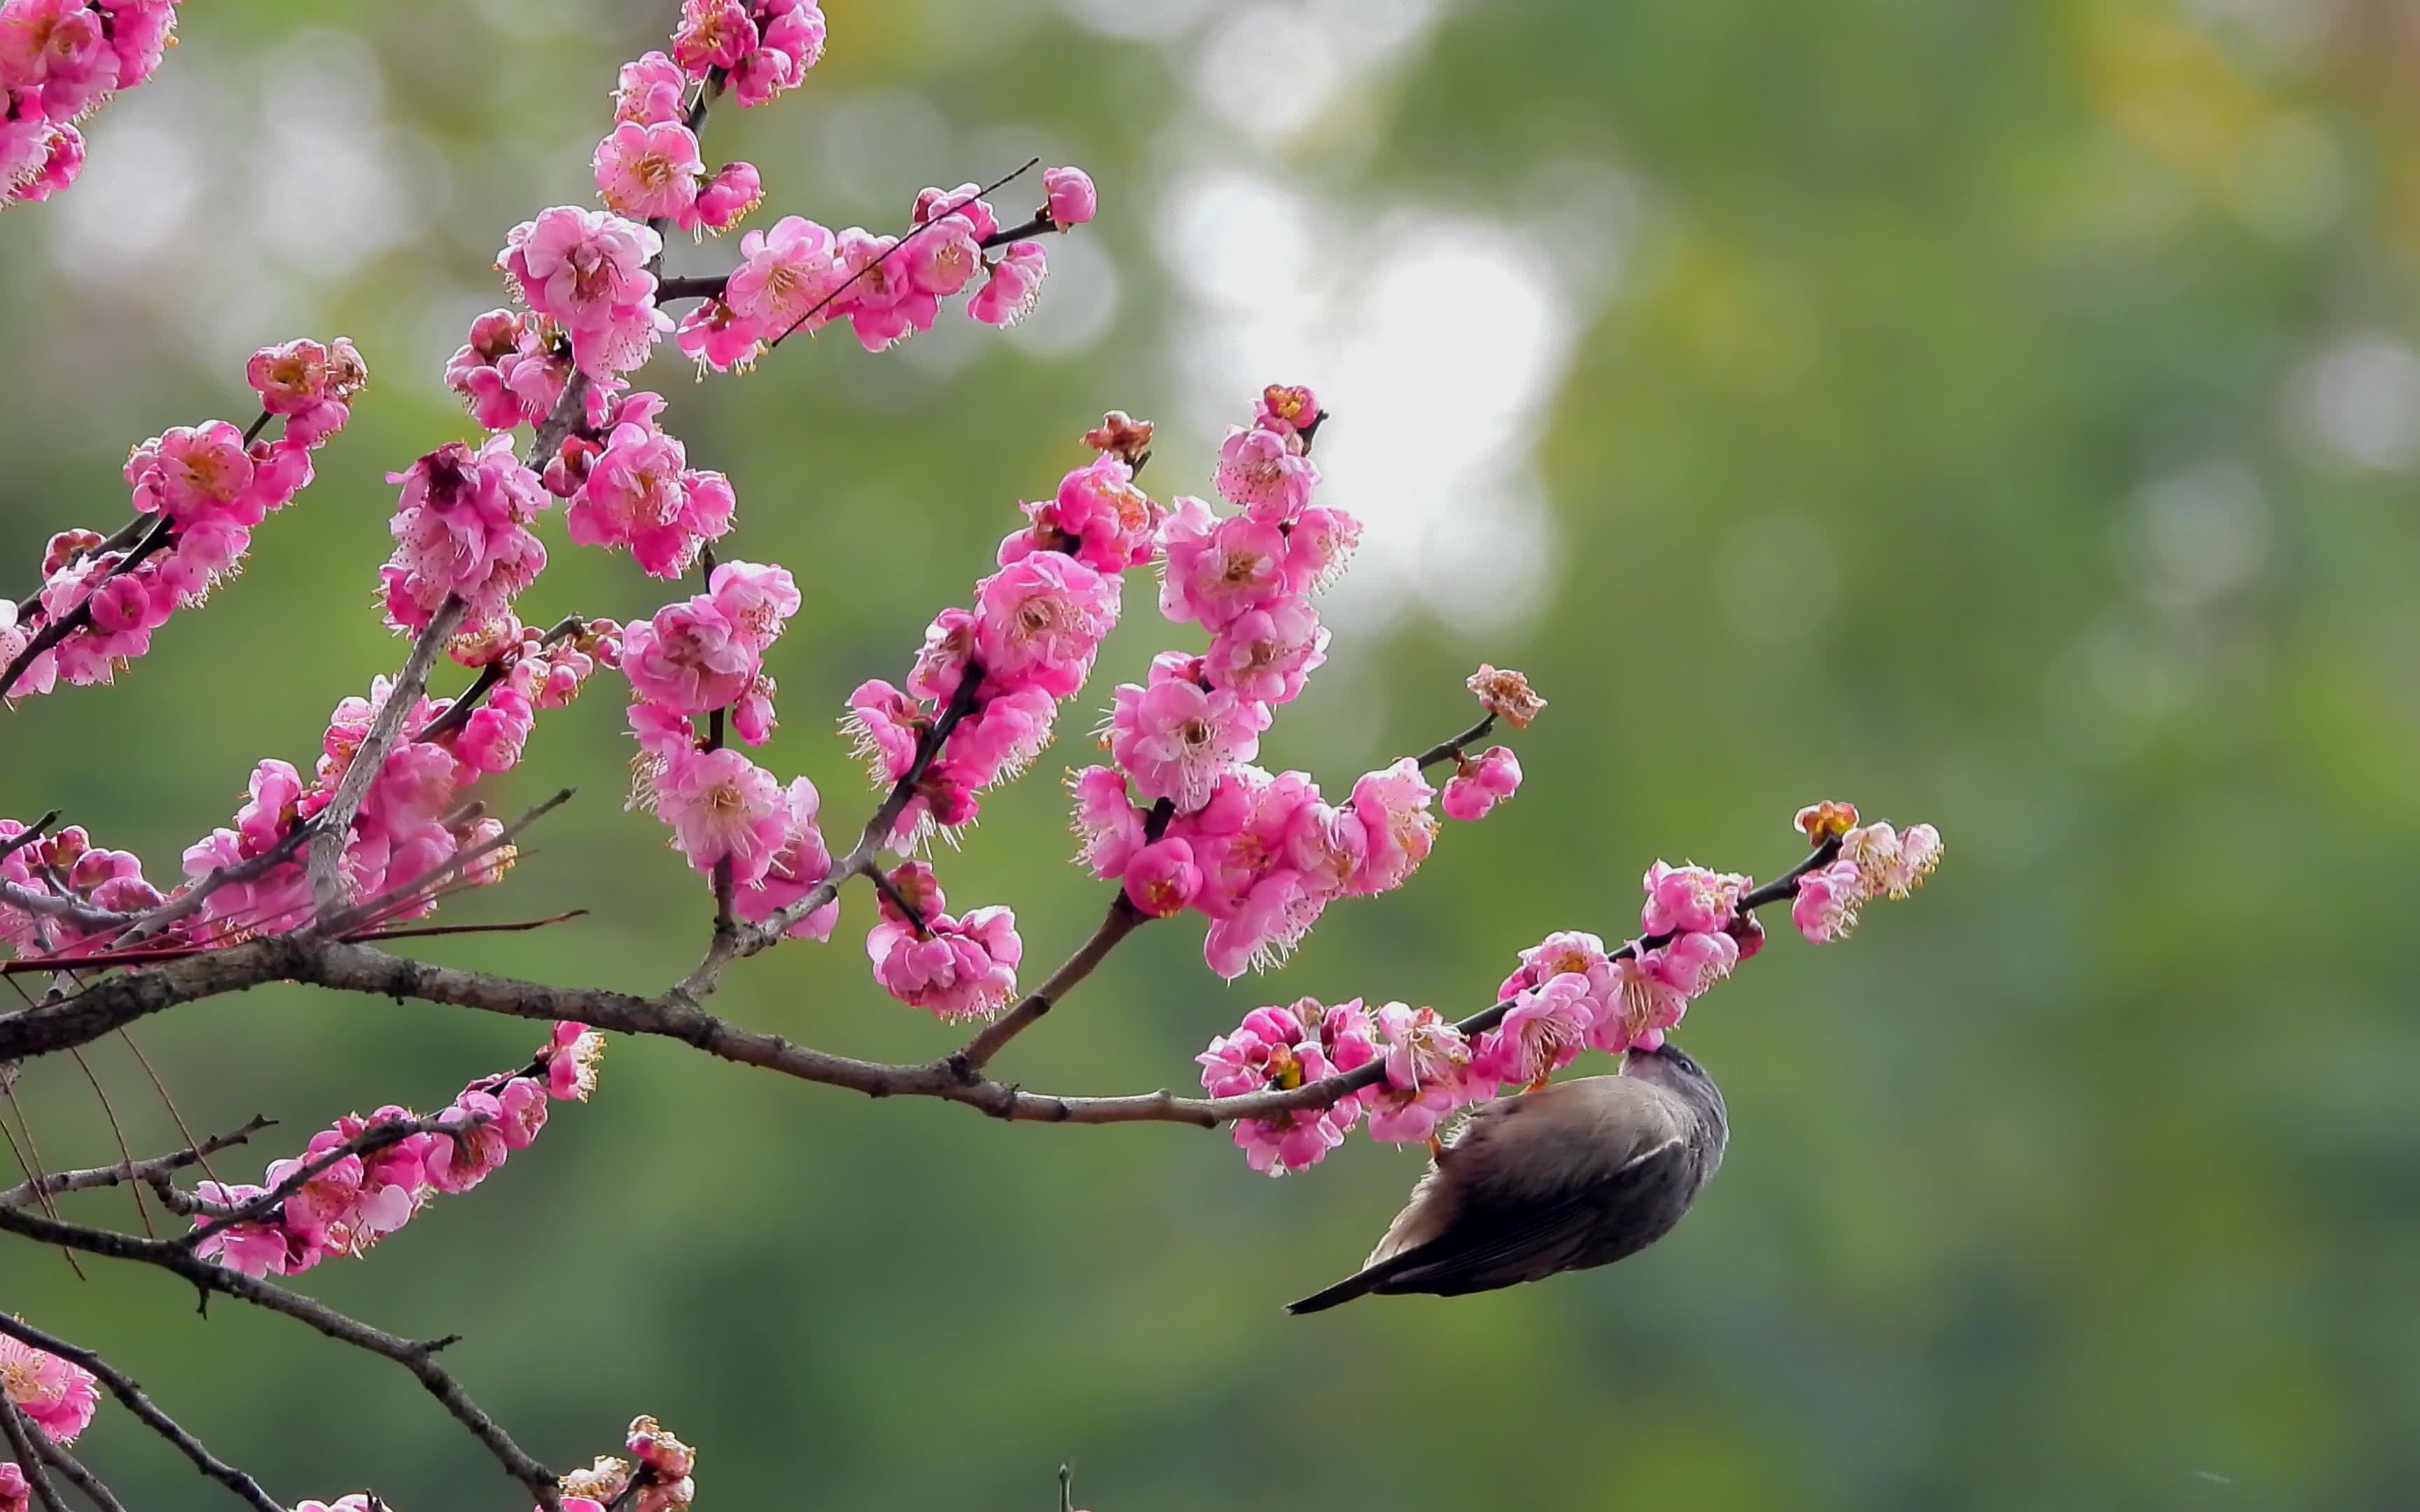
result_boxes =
[0,1116,272,1209]
[0,1397,66,1512]
[1,515,175,701]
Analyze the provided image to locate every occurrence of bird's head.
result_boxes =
[1621,1040,1716,1096]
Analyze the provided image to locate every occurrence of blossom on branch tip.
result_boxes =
[1043,164,1096,227]
[1465,664,1547,728]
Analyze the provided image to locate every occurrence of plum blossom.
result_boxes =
[499,206,669,376]
[1105,658,1269,814]
[0,1331,98,1444]
[1043,164,1096,227]
[864,862,1022,1020]
[594,118,704,223]
[1361,1002,1481,1144]
[1440,745,1522,821]
[1197,999,1372,1175]
[653,746,787,885]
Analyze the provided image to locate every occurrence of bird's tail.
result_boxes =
[1285,1263,1393,1315]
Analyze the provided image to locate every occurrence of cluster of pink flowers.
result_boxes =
[669,0,822,107]
[2,619,613,957]
[864,860,1022,1020]
[0,0,179,208]
[193,1023,603,1278]
[619,563,838,931]
[443,307,615,435]
[554,1414,699,1512]
[1788,802,1944,944]
[1064,386,1507,979]
[1196,802,1947,1174]
[595,52,762,235]
[293,1411,693,1512]
[0,1331,98,1446]
[0,1464,22,1512]
[548,391,735,578]
[677,164,1096,369]
[1,338,363,699]
[377,436,552,636]
[1197,997,1377,1174]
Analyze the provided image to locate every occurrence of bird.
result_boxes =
[1286,1041,1728,1313]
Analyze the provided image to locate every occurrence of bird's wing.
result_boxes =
[1374,1133,1689,1296]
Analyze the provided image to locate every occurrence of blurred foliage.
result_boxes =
[6,0,2420,1507]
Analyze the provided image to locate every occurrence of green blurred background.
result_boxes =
[6,0,2418,1506]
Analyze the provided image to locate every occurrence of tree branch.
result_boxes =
[0,1203,559,1508]
[0,1397,66,1512]
[0,1312,279,1512]
[180,1112,461,1252]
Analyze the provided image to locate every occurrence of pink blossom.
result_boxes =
[1278,505,1361,597]
[1069,766,1146,880]
[1204,599,1326,705]
[380,437,552,634]
[1790,858,1866,944]
[901,211,983,298]
[1,1462,26,1512]
[1362,1001,1478,1144]
[1841,820,1944,900]
[424,1093,510,1194]
[733,0,823,104]
[545,1021,607,1101]
[1596,939,1725,1054]
[1197,1000,1361,1175]
[1043,164,1097,227]
[943,683,1057,785]
[966,240,1047,327]
[132,420,256,526]
[1498,930,1615,1005]
[675,297,765,375]
[1345,757,1436,896]
[615,50,688,124]
[594,119,704,221]
[865,867,1022,1020]
[1475,972,1596,1087]
[1157,497,1289,631]
[732,776,838,941]
[499,206,668,376]
[973,552,1119,699]
[912,181,1000,241]
[725,215,840,334]
[708,559,800,648]
[1639,860,1744,937]
[653,746,787,885]
[681,160,762,236]
[0,1331,99,1445]
[1121,836,1200,917]
[620,597,756,713]
[1213,424,1319,520]
[1106,671,1267,813]
[1001,455,1163,574]
[1442,744,1522,820]
[672,0,756,74]
[0,0,118,120]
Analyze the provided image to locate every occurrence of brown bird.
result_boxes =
[1287,1042,1728,1312]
